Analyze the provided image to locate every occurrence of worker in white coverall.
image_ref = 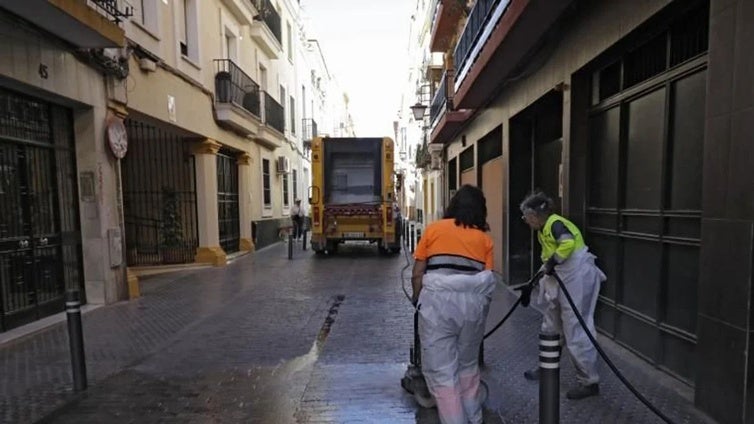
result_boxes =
[519,191,607,400]
[412,185,497,424]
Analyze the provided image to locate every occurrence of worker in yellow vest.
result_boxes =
[520,191,606,400]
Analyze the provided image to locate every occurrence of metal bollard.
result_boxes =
[410,223,415,253]
[288,233,293,259]
[302,229,307,251]
[539,332,561,424]
[65,289,87,392]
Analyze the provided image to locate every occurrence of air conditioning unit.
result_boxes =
[276,156,290,174]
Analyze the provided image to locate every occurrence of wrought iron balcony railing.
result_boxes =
[214,59,261,118]
[263,92,285,134]
[430,70,453,125]
[253,0,282,45]
[303,118,318,141]
[454,0,501,78]
[89,0,133,23]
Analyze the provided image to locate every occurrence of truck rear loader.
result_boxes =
[308,137,401,255]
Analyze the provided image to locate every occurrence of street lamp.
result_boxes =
[410,102,427,121]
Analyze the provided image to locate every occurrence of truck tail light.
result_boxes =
[386,205,393,225]
[313,207,320,226]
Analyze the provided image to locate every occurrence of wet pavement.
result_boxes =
[1,241,717,423]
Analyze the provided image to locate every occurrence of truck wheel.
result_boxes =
[389,246,401,254]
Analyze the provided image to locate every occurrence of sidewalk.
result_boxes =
[0,241,717,423]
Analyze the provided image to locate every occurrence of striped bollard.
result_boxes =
[66,289,88,391]
[539,332,560,424]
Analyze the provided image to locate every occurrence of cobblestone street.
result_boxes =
[2,242,716,423]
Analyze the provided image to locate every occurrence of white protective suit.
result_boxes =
[535,247,606,385]
[418,268,497,424]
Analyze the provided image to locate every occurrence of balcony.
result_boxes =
[250,0,282,59]
[429,0,466,53]
[219,0,258,24]
[424,52,445,82]
[1,0,127,47]
[253,91,285,149]
[453,0,573,109]
[213,59,262,135]
[430,71,451,126]
[429,69,473,145]
[302,118,318,149]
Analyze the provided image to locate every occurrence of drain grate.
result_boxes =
[315,295,345,346]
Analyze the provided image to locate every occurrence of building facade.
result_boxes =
[411,0,754,422]
[0,1,130,328]
[0,0,347,331]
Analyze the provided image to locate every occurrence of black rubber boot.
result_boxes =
[566,383,599,400]
[523,367,540,381]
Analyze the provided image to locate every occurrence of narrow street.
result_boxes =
[1,242,713,424]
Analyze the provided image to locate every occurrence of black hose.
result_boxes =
[551,272,675,424]
[483,297,521,339]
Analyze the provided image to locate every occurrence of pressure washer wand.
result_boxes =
[551,272,676,424]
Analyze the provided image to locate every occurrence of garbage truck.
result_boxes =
[308,137,401,255]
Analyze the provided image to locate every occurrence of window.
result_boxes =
[283,172,290,207]
[224,30,237,62]
[459,146,474,171]
[289,96,296,135]
[133,0,159,35]
[448,158,457,191]
[292,169,298,202]
[177,0,199,62]
[280,85,286,130]
[301,85,306,118]
[287,21,293,61]
[262,159,271,207]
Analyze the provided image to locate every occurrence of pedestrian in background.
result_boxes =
[520,191,606,400]
[411,184,496,424]
[291,199,303,240]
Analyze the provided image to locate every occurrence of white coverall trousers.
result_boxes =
[418,270,497,424]
[536,247,606,385]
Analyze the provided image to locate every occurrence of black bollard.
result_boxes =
[288,233,293,259]
[65,289,87,392]
[302,229,307,251]
[539,332,560,424]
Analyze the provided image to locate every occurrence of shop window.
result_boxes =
[594,61,621,102]
[478,126,503,165]
[625,88,665,210]
[624,33,667,89]
[670,3,710,67]
[448,158,457,191]
[459,146,474,172]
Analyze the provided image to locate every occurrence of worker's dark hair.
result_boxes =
[520,191,554,216]
[444,185,489,231]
